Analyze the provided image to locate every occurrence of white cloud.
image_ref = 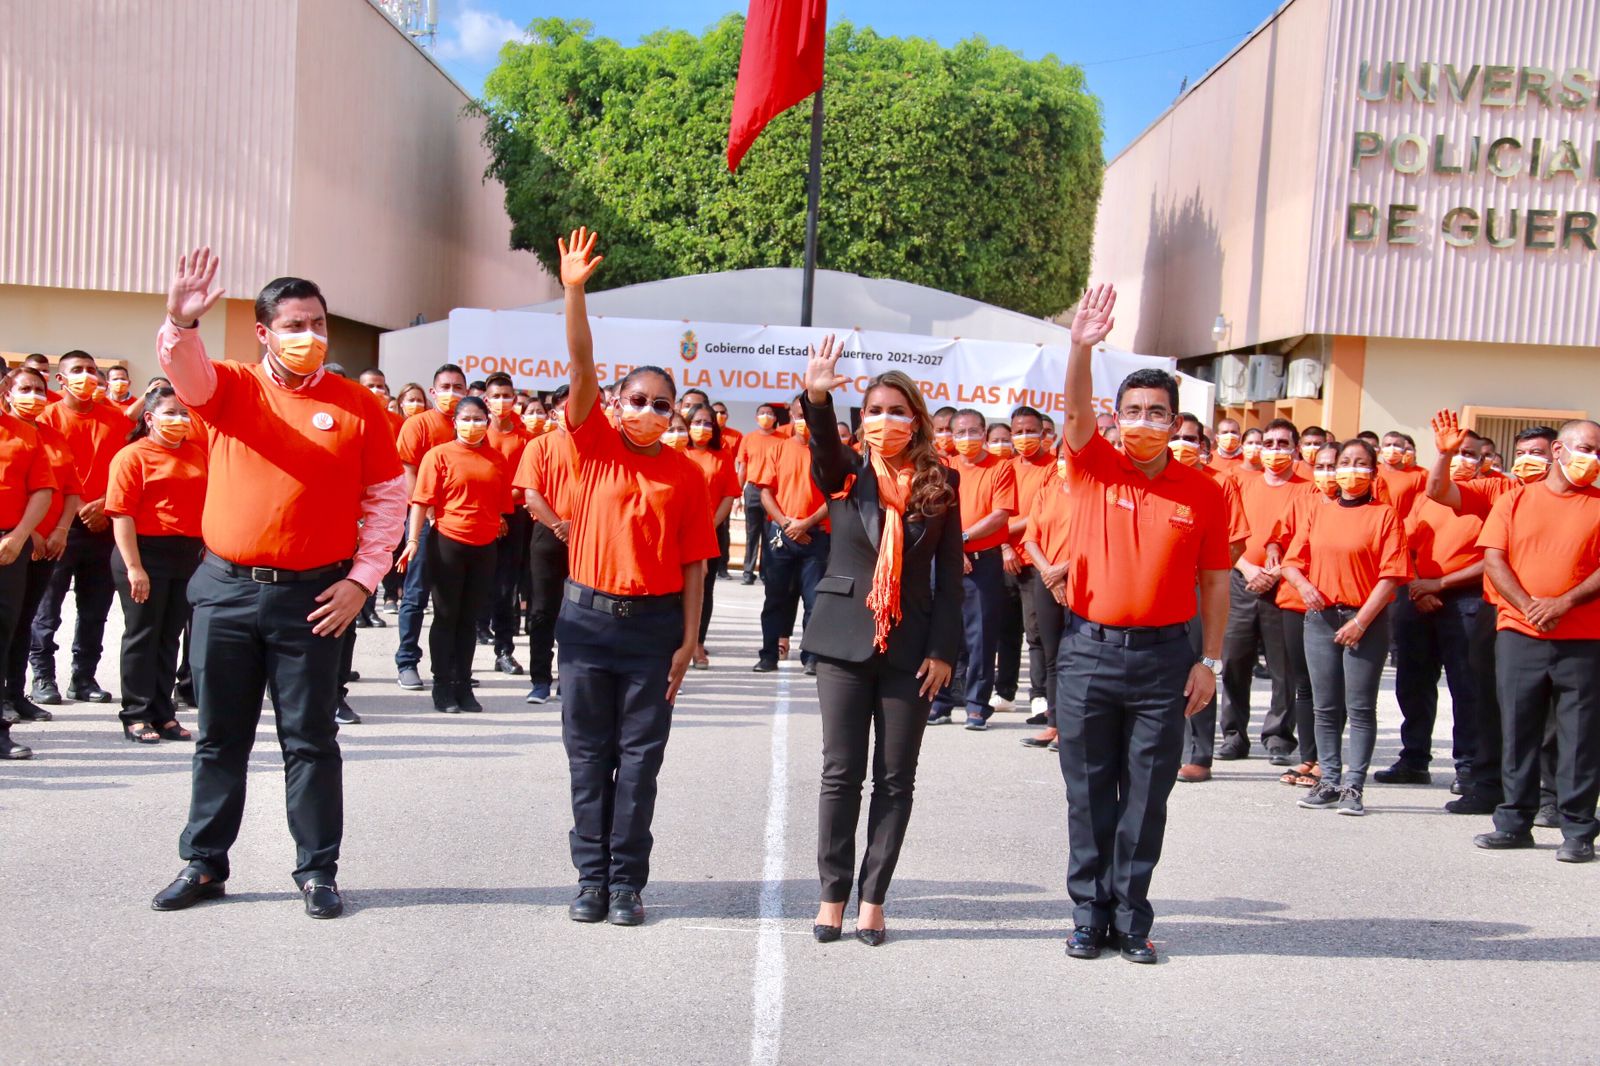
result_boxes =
[434,6,528,63]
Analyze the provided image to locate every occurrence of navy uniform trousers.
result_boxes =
[179,556,347,886]
[1057,614,1192,938]
[556,583,683,893]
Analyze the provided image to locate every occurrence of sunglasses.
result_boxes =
[623,394,674,417]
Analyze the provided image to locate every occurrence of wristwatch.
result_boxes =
[1200,656,1222,675]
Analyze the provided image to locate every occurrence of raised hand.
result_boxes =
[803,333,849,402]
[558,227,603,289]
[167,247,226,326]
[1069,283,1117,349]
[1432,409,1466,455]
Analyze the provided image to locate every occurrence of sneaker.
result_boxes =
[1298,781,1342,810]
[1029,696,1049,718]
[927,709,953,726]
[988,693,1014,714]
[963,713,987,731]
[381,601,399,616]
[335,701,361,725]
[1336,787,1366,816]
[525,682,552,705]
[1534,803,1560,829]
[752,659,778,673]
[397,666,424,691]
[803,661,817,677]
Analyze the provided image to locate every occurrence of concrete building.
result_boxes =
[1,0,556,381]
[1089,0,1599,448]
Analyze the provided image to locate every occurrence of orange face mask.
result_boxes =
[1380,445,1405,468]
[1168,439,1201,467]
[1313,470,1339,497]
[1261,447,1295,474]
[1242,441,1262,464]
[986,439,1014,458]
[487,397,516,418]
[619,405,668,447]
[756,412,776,430]
[402,399,425,419]
[1335,466,1374,496]
[1510,454,1550,483]
[689,424,714,445]
[1216,431,1241,453]
[457,421,487,445]
[1559,447,1600,488]
[791,418,809,442]
[8,392,46,420]
[64,371,98,400]
[860,414,914,458]
[1118,421,1170,463]
[1449,455,1480,482]
[662,429,689,451]
[109,379,131,402]
[435,391,461,415]
[1300,442,1320,463]
[1013,433,1042,458]
[715,411,728,427]
[523,412,546,433]
[953,436,984,459]
[935,431,955,456]
[153,415,192,446]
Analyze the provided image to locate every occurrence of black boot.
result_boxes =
[456,681,483,713]
[432,680,460,714]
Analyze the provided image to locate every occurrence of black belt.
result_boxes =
[205,552,350,585]
[564,580,682,619]
[965,545,1002,561]
[1068,612,1189,648]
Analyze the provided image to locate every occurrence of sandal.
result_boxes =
[778,638,790,661]
[157,720,193,742]
[1293,761,1321,788]
[124,722,160,744]
[1281,761,1318,787]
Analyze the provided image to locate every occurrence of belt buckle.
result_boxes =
[614,599,634,619]
[250,566,279,584]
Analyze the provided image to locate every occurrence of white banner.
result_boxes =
[389,309,1172,420]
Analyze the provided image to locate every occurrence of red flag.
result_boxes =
[727,0,827,171]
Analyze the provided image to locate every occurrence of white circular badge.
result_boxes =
[312,412,335,431]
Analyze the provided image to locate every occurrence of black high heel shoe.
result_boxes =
[855,926,886,947]
[813,923,841,943]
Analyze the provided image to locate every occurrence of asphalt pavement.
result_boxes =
[2,582,1594,1065]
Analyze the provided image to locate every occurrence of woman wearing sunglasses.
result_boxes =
[554,228,720,928]
[1278,438,1408,816]
[682,403,741,670]
[799,336,963,947]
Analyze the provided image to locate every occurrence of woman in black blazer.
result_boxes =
[801,336,964,947]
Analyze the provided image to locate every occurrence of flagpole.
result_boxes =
[799,87,823,328]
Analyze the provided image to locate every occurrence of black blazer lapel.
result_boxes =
[857,465,883,549]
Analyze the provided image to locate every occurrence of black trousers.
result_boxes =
[478,509,530,658]
[527,523,569,685]
[3,554,54,701]
[741,483,765,577]
[428,532,496,685]
[1467,603,1557,807]
[1493,631,1600,843]
[1219,570,1297,756]
[995,565,1043,701]
[179,558,347,885]
[716,516,731,577]
[931,548,1004,716]
[556,586,682,892]
[1029,574,1064,725]
[1392,589,1480,772]
[815,655,930,904]
[0,546,29,702]
[699,562,716,645]
[110,535,202,727]
[29,522,115,685]
[759,528,828,665]
[1057,617,1191,938]
[1182,610,1219,768]
[1280,609,1315,762]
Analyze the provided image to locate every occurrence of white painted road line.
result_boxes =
[749,669,791,1066]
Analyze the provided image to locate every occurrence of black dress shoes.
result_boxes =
[1533,804,1561,829]
[1474,830,1535,850]
[302,882,344,919]
[1373,763,1432,785]
[608,890,645,926]
[569,887,609,923]
[67,680,112,703]
[1065,926,1107,960]
[855,927,886,947]
[29,678,62,705]
[10,697,52,722]
[1445,795,1497,815]
[1557,839,1595,863]
[813,924,841,943]
[455,683,483,713]
[1119,933,1157,964]
[152,870,225,911]
[0,725,34,761]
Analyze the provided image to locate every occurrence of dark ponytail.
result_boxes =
[128,386,177,443]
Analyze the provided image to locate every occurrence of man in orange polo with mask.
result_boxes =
[736,402,785,585]
[1055,284,1230,965]
[148,247,405,919]
[754,396,829,674]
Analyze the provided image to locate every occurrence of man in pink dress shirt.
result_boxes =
[149,248,406,920]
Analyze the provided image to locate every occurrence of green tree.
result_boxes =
[476,16,1103,318]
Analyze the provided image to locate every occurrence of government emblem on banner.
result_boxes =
[680,330,698,363]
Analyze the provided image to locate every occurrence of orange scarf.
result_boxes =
[865,451,913,653]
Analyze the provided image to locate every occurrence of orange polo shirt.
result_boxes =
[412,440,513,547]
[186,362,403,571]
[39,400,131,503]
[1235,470,1312,567]
[1198,464,1250,545]
[514,429,577,523]
[15,418,81,534]
[104,437,207,537]
[1024,473,1073,566]
[1059,432,1231,627]
[563,402,720,596]
[486,422,534,511]
[737,430,787,488]
[1455,477,1518,520]
[396,408,455,467]
[1283,498,1409,609]
[1377,465,1427,519]
[1478,483,1600,640]
[759,436,829,533]
[1407,497,1484,580]
[1009,451,1057,552]
[953,452,1017,553]
[685,446,741,502]
[0,414,57,530]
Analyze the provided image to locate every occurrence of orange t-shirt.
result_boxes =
[1455,477,1518,520]
[486,422,534,511]
[1407,496,1484,580]
[720,425,743,456]
[685,446,741,502]
[1023,471,1073,566]
[563,402,720,596]
[1377,465,1427,520]
[385,409,406,441]
[1283,498,1409,609]
[1478,483,1600,640]
[759,436,829,533]
[514,429,577,523]
[1235,471,1312,566]
[186,362,403,570]
[104,437,207,537]
[17,418,82,534]
[39,400,131,502]
[953,452,1018,553]
[1009,452,1057,551]
[1199,464,1250,545]
[412,440,513,547]
[0,414,57,529]
[396,409,455,467]
[1059,432,1231,627]
[1270,492,1330,613]
[737,430,787,488]
[1210,452,1245,476]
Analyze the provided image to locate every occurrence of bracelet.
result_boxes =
[406,538,420,546]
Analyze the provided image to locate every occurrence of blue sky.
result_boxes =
[427,0,1289,158]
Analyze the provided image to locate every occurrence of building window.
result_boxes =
[1462,405,1587,453]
